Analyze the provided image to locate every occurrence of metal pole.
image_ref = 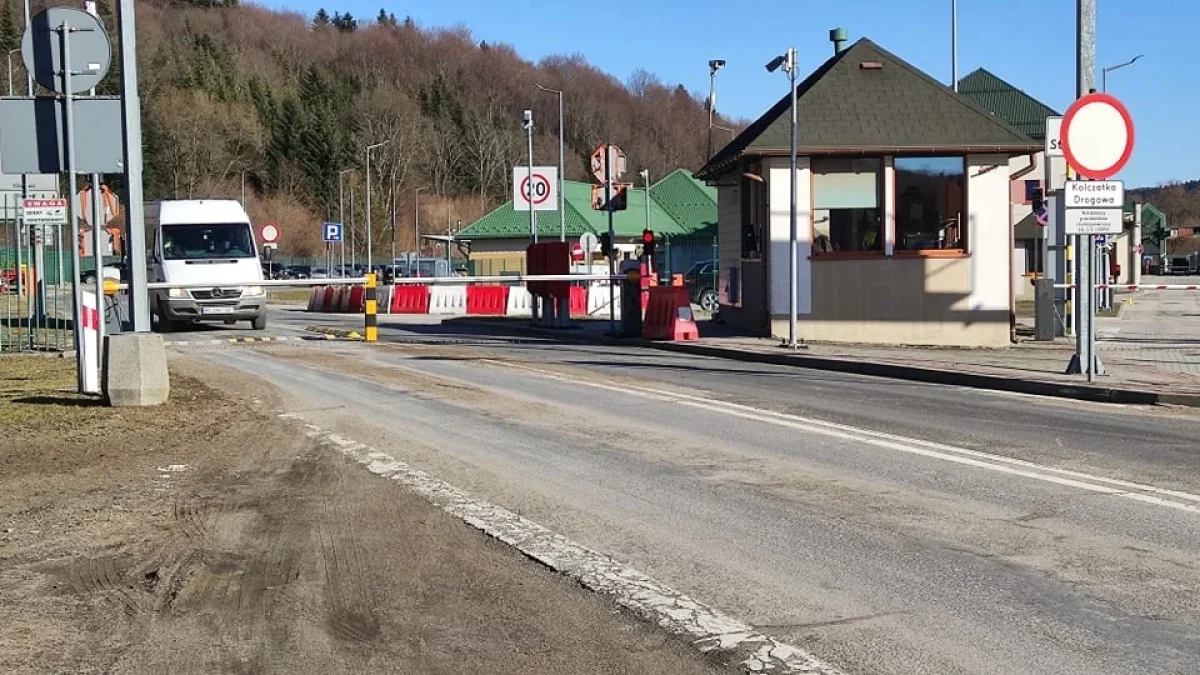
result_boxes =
[91,175,103,366]
[62,21,85,390]
[339,170,346,277]
[557,90,565,241]
[1077,0,1097,380]
[951,0,958,90]
[349,187,355,270]
[240,171,246,207]
[787,47,799,349]
[415,187,423,269]
[707,68,716,159]
[365,147,372,274]
[7,50,12,96]
[606,145,615,334]
[390,176,396,271]
[117,0,149,331]
[527,120,537,243]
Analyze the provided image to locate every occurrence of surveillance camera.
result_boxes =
[765,55,786,73]
[709,59,726,71]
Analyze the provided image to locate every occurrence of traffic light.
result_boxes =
[1031,187,1044,213]
[599,232,613,258]
[641,229,656,260]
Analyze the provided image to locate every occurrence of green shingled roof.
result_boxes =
[957,68,1059,141]
[458,170,716,240]
[697,38,1040,180]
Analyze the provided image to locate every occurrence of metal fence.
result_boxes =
[1,193,77,354]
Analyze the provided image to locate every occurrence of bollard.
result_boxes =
[620,269,643,337]
[364,273,377,342]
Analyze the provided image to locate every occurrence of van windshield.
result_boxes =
[162,223,256,260]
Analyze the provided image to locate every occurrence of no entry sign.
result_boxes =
[260,221,280,244]
[1061,93,1134,180]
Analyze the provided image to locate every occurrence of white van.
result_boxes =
[146,200,268,331]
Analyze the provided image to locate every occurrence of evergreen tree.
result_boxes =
[0,0,19,57]
[312,8,331,29]
[95,0,122,95]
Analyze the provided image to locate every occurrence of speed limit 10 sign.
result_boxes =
[513,166,559,212]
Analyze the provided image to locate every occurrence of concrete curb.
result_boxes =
[449,319,1200,409]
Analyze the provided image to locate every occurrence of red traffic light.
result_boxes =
[642,229,655,244]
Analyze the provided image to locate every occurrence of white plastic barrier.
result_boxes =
[429,285,468,315]
[587,282,621,318]
[505,286,533,317]
[376,286,393,314]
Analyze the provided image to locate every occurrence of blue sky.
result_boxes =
[265,0,1195,188]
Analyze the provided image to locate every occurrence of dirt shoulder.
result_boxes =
[0,354,725,675]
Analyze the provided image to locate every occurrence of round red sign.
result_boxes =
[260,222,280,244]
[571,243,584,262]
[1060,92,1134,180]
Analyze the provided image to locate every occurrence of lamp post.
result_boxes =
[536,84,566,241]
[414,186,426,274]
[365,140,390,274]
[521,109,536,243]
[1102,54,1143,92]
[951,0,958,90]
[706,59,725,159]
[713,125,737,143]
[766,47,798,349]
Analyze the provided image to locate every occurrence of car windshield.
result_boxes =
[162,223,256,260]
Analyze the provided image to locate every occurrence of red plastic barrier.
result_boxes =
[307,286,323,311]
[643,286,699,341]
[466,285,509,315]
[390,285,431,314]
[569,285,587,316]
[346,285,365,313]
[322,286,336,311]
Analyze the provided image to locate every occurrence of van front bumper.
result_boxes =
[160,293,266,321]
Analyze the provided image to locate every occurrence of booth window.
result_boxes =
[811,157,882,254]
[895,156,966,252]
[740,160,766,259]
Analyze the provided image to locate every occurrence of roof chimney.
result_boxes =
[830,27,847,55]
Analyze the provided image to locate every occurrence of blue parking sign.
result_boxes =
[323,222,343,242]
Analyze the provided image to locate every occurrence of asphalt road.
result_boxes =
[194,308,1200,675]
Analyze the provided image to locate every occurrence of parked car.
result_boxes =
[288,265,311,279]
[1165,256,1192,275]
[310,268,330,279]
[682,259,719,311]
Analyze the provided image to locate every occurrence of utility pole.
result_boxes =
[365,141,388,274]
[117,0,150,331]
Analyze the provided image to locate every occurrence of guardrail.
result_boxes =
[1053,284,1200,290]
[114,274,627,291]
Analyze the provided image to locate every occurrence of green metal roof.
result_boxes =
[649,169,718,236]
[957,68,1059,141]
[459,172,716,240]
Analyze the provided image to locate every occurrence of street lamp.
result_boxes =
[521,109,536,243]
[365,140,390,274]
[536,84,566,242]
[766,47,798,349]
[1102,54,1143,92]
[706,59,725,159]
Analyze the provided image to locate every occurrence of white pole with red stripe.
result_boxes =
[80,290,101,393]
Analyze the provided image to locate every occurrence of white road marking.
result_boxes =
[486,360,1200,517]
[280,413,845,675]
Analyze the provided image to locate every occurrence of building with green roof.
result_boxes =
[459,169,716,275]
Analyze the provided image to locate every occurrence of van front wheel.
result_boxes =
[250,314,267,330]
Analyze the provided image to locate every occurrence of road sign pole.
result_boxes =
[59,21,86,391]
[605,144,615,334]
[91,173,104,370]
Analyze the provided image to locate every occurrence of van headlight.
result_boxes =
[243,286,265,296]
[168,288,187,299]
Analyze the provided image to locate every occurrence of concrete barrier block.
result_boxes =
[103,333,170,407]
